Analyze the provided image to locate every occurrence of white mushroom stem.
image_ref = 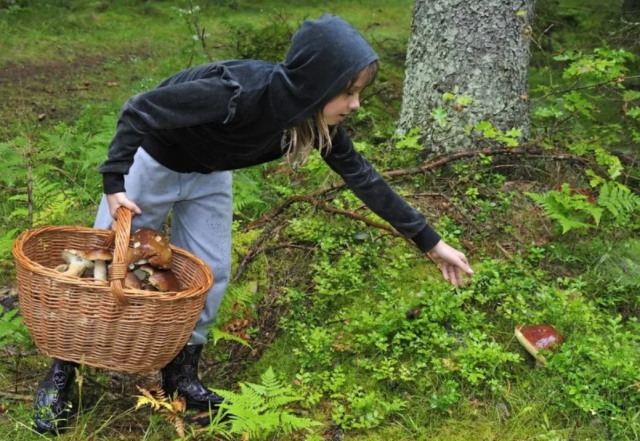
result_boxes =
[62,256,92,277]
[94,260,107,281]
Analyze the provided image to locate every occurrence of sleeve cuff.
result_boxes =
[103,173,125,194]
[411,225,441,253]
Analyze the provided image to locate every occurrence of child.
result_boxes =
[32,14,473,433]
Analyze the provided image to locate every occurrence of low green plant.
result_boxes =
[526,182,640,233]
[208,367,321,440]
[0,306,31,349]
[331,386,406,430]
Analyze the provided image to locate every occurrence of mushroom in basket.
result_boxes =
[57,249,95,277]
[135,265,181,292]
[126,228,172,270]
[56,248,113,280]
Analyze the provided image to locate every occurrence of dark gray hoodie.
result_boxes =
[99,14,441,251]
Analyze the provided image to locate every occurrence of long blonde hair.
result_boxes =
[283,60,379,166]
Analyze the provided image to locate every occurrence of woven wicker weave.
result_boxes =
[11,207,213,373]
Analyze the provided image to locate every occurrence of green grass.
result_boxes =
[0,0,413,134]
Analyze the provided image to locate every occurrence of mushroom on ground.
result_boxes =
[127,228,172,270]
[515,325,565,364]
[60,249,95,277]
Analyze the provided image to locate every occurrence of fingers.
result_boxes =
[440,262,460,287]
[447,264,458,287]
[441,263,450,282]
[449,264,462,287]
[430,240,474,287]
[106,193,142,220]
[441,256,472,287]
[458,254,474,276]
[121,199,142,216]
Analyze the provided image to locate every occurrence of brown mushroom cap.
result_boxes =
[124,272,142,290]
[148,269,180,292]
[84,248,113,261]
[129,228,172,269]
[82,247,113,281]
[515,324,565,364]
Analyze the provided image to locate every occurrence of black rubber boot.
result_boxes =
[33,358,79,434]
[161,345,224,412]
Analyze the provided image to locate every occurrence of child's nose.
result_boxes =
[349,97,360,110]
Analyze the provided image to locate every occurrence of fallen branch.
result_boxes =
[405,192,479,232]
[530,75,640,106]
[263,243,321,254]
[237,197,404,281]
[249,147,582,230]
[301,196,401,236]
[233,221,284,282]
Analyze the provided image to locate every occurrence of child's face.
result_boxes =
[322,70,369,125]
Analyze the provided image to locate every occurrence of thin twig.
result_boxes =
[531,75,640,106]
[232,222,283,282]
[405,192,479,232]
[248,147,584,230]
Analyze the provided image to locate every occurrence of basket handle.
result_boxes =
[102,207,132,306]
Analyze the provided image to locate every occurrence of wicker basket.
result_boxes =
[11,207,213,373]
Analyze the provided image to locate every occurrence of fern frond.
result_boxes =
[278,412,323,433]
[598,182,640,220]
[266,395,302,409]
[526,187,598,233]
[217,282,258,323]
[260,367,282,396]
[211,366,318,440]
[233,170,265,214]
[134,386,173,412]
[173,416,185,438]
[211,327,253,348]
[245,381,267,397]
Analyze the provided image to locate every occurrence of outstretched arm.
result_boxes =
[322,126,473,286]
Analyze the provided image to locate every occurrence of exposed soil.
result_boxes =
[0,49,151,130]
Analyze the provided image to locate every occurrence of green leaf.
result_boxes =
[505,128,522,138]
[474,121,493,131]
[627,107,640,119]
[456,95,474,106]
[211,327,253,348]
[430,108,448,127]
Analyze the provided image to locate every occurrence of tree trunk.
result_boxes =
[622,0,640,22]
[398,0,535,154]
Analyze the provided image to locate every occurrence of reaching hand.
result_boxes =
[428,240,474,287]
[105,192,142,220]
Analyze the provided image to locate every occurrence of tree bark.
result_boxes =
[398,0,535,153]
[622,0,640,21]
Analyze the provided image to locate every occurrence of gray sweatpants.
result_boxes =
[94,148,233,346]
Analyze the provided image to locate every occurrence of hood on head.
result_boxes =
[268,14,378,129]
